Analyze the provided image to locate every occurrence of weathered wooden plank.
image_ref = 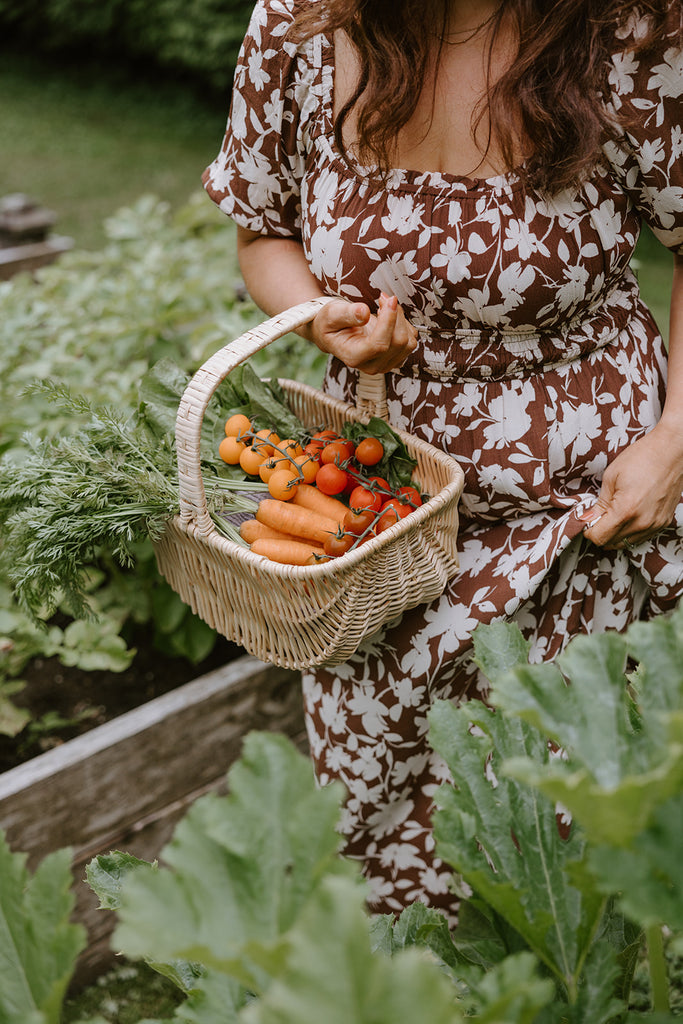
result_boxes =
[0,656,307,985]
[0,656,304,867]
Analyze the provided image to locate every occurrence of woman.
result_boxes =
[203,0,683,918]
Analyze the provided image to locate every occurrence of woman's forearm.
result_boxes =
[659,253,683,443]
[236,227,327,342]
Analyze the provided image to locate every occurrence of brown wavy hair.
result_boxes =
[290,0,682,193]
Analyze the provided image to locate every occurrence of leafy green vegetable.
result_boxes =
[342,416,417,488]
[0,833,86,1024]
[429,697,607,1004]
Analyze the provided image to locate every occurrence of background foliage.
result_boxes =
[0,0,255,96]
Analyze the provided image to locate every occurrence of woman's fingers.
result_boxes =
[310,294,418,373]
[357,293,418,373]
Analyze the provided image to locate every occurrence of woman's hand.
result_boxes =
[581,421,683,548]
[308,293,418,374]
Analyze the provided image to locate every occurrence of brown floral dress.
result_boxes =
[203,0,683,918]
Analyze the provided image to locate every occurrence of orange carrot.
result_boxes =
[240,518,324,548]
[250,538,328,566]
[293,484,349,525]
[256,499,338,544]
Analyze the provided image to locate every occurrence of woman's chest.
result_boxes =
[298,154,641,333]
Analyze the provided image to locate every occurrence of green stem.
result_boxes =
[646,922,669,1014]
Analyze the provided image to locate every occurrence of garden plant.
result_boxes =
[0,604,682,1022]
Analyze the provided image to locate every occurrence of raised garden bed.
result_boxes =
[0,652,305,986]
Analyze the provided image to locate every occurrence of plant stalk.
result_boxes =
[646,922,669,1014]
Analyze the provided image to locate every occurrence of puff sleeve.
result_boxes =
[604,4,683,253]
[202,0,316,237]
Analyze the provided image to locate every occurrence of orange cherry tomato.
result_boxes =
[252,428,279,456]
[224,413,252,439]
[219,436,246,465]
[278,438,304,458]
[355,436,384,466]
[239,445,267,476]
[267,468,300,501]
[291,453,319,484]
[259,456,282,484]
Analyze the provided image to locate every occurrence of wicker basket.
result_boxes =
[153,298,465,669]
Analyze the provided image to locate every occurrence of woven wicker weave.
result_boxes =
[153,298,465,669]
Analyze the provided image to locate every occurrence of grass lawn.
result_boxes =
[0,51,229,250]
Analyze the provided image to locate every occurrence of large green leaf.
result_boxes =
[239,876,461,1024]
[429,698,606,1002]
[487,613,683,846]
[0,834,86,1024]
[588,793,683,932]
[111,732,354,989]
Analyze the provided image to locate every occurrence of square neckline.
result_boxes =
[315,27,528,195]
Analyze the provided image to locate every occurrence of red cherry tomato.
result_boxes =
[316,463,349,495]
[320,440,354,466]
[349,485,383,513]
[312,429,340,442]
[355,436,384,466]
[376,502,412,533]
[380,497,413,519]
[396,485,423,508]
[343,507,378,537]
[323,531,355,557]
[368,476,392,497]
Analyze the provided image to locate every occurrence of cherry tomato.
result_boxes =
[239,445,267,476]
[376,507,403,533]
[349,485,383,513]
[304,440,325,459]
[396,485,423,508]
[320,439,354,466]
[277,438,304,458]
[343,507,378,537]
[312,429,340,442]
[258,456,281,484]
[291,452,319,484]
[380,497,413,520]
[323,531,356,557]
[252,428,279,455]
[218,436,245,465]
[316,463,349,495]
[355,436,384,466]
[224,413,252,439]
[267,468,299,501]
[368,476,393,498]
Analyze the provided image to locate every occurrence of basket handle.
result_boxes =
[176,298,389,533]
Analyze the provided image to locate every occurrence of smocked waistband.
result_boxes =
[401,286,637,382]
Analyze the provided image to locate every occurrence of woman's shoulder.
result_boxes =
[608,1,683,105]
[246,0,323,40]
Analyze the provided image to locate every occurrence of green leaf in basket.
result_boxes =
[216,364,305,442]
[342,417,418,489]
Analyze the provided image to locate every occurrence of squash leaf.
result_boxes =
[0,834,85,1024]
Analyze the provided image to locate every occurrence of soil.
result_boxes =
[0,627,244,774]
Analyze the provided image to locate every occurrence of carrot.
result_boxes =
[240,518,324,549]
[250,538,328,566]
[256,498,338,544]
[293,484,349,525]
